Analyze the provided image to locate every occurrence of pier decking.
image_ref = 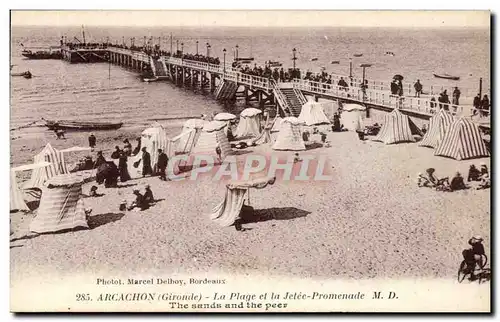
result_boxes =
[56,45,490,130]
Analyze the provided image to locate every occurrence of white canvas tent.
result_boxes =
[128,123,172,177]
[271,117,283,133]
[341,104,366,132]
[234,108,262,139]
[24,143,68,189]
[173,119,206,154]
[30,174,88,234]
[191,121,232,160]
[272,117,306,151]
[10,162,51,212]
[297,100,331,126]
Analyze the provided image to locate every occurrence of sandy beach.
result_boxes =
[10,130,490,283]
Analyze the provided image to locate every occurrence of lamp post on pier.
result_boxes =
[176,40,179,53]
[181,42,184,55]
[196,41,199,55]
[292,48,297,70]
[236,44,239,60]
[349,58,353,79]
[360,63,372,101]
[206,43,211,57]
[223,48,227,73]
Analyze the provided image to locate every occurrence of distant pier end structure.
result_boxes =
[61,43,110,64]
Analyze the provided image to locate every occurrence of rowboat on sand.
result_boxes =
[433,73,460,80]
[44,119,123,131]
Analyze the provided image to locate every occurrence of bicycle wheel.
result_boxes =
[480,254,488,269]
[458,260,469,283]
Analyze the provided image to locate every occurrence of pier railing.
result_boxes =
[108,47,150,62]
[292,78,476,118]
[163,57,272,91]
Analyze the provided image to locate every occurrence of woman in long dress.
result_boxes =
[118,152,132,182]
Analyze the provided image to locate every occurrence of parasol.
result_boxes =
[214,113,236,121]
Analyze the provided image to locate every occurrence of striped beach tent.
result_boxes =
[272,117,306,151]
[434,117,489,160]
[10,162,52,212]
[29,174,88,234]
[24,143,67,189]
[191,121,233,160]
[172,119,206,154]
[373,109,420,144]
[419,109,454,148]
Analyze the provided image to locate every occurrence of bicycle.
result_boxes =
[457,254,488,283]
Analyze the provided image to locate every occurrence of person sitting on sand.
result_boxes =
[143,184,155,205]
[215,145,222,161]
[302,131,310,142]
[294,153,302,163]
[450,172,467,191]
[467,164,481,182]
[425,168,450,189]
[480,163,489,178]
[320,132,327,144]
[128,189,149,211]
[477,163,490,190]
[89,185,98,197]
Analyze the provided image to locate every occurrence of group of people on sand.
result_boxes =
[417,163,489,192]
[118,184,156,212]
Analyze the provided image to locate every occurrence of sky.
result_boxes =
[10,10,490,28]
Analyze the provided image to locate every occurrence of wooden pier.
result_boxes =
[55,44,490,130]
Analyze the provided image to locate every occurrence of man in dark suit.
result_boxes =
[141,147,153,177]
[157,149,169,181]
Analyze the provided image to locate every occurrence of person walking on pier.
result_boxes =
[452,87,461,106]
[279,68,285,82]
[481,94,490,117]
[88,133,96,149]
[473,93,481,115]
[414,80,423,97]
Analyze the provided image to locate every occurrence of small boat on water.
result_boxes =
[11,71,32,79]
[311,58,318,61]
[22,48,62,60]
[433,73,460,81]
[353,53,363,57]
[235,57,254,63]
[385,51,395,56]
[331,60,340,64]
[267,60,282,67]
[44,119,123,131]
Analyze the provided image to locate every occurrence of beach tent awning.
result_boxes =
[227,176,276,190]
[11,161,51,172]
[183,118,207,130]
[59,146,92,153]
[240,108,262,118]
[342,103,366,112]
[214,113,237,121]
